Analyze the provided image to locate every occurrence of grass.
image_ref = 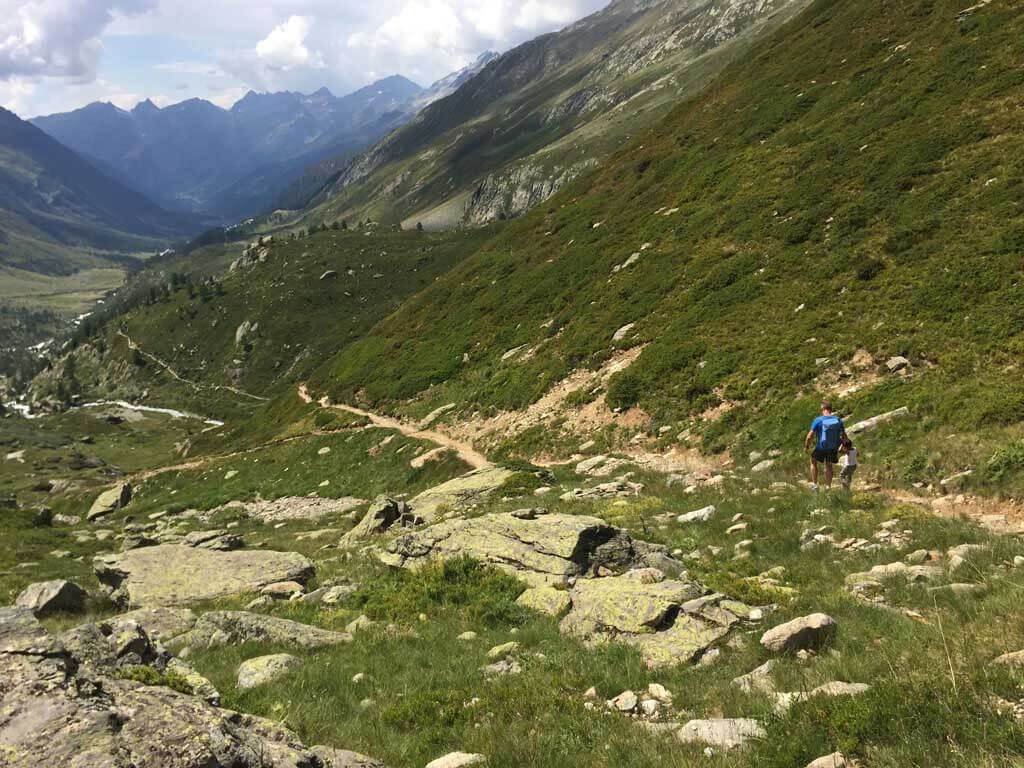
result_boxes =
[175,476,1024,767]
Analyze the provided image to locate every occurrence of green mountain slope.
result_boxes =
[299,0,810,230]
[0,107,196,274]
[308,0,1023,461]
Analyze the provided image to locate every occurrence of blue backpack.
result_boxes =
[817,415,844,451]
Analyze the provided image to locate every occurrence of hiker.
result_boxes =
[839,436,858,491]
[804,400,847,490]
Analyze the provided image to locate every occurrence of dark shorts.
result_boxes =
[812,448,839,464]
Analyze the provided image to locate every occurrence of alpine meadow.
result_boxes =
[2,2,1024,768]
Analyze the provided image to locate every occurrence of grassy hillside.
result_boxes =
[308,0,1022,481]
[29,226,495,421]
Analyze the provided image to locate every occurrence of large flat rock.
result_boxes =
[94,544,315,608]
[407,466,515,522]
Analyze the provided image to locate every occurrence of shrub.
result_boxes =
[986,440,1024,480]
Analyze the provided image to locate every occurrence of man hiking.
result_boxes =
[804,400,847,490]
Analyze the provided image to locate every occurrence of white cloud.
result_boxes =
[0,0,156,81]
[255,15,322,70]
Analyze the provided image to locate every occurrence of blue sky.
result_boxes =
[0,0,609,118]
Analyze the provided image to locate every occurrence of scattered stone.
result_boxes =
[482,658,522,677]
[847,407,910,435]
[94,544,314,607]
[608,690,639,713]
[261,581,305,600]
[425,752,486,768]
[486,641,520,660]
[613,323,636,341]
[886,356,909,372]
[182,529,244,551]
[311,746,386,768]
[751,460,775,473]
[992,650,1024,668]
[732,660,777,694]
[647,683,673,703]
[237,653,302,689]
[760,613,837,653]
[805,752,851,768]
[677,505,716,524]
[15,579,87,617]
[174,611,352,650]
[303,584,358,605]
[346,615,376,633]
[457,631,478,641]
[560,480,644,501]
[677,719,765,750]
[87,482,132,521]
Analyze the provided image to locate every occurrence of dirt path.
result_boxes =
[117,331,268,403]
[298,384,491,470]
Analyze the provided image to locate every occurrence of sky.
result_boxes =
[0,0,610,118]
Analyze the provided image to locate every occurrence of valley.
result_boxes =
[3,0,1024,767]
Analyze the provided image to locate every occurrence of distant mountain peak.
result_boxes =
[132,98,160,115]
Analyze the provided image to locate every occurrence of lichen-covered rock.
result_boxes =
[94,544,315,607]
[15,579,87,616]
[87,481,131,520]
[381,512,670,587]
[760,613,837,653]
[237,653,302,689]
[174,610,352,650]
[559,575,748,668]
[0,606,320,767]
[312,746,387,767]
[407,466,515,522]
[111,607,198,642]
[516,586,572,617]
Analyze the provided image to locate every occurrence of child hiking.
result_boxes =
[839,436,858,490]
[804,400,847,490]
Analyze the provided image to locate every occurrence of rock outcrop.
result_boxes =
[405,466,515,522]
[760,613,837,653]
[0,606,325,767]
[341,495,423,545]
[173,610,352,650]
[381,512,674,587]
[237,653,302,690]
[94,544,315,607]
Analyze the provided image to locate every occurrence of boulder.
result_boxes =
[847,407,910,435]
[381,512,672,587]
[516,586,572,617]
[110,607,198,643]
[237,653,302,689]
[311,746,386,767]
[406,466,515,522]
[677,505,716,524]
[560,575,749,668]
[262,581,306,600]
[94,544,315,607]
[732,660,777,694]
[0,606,319,768]
[806,754,850,768]
[676,718,765,750]
[992,650,1024,668]
[15,579,87,617]
[425,753,486,768]
[87,482,131,520]
[760,613,837,653]
[182,529,244,550]
[341,495,422,545]
[174,610,352,650]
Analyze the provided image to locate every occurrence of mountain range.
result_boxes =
[0,107,196,275]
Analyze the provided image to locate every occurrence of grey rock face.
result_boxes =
[341,495,422,545]
[15,579,87,617]
[0,606,319,767]
[94,544,315,607]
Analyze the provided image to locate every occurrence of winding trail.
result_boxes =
[298,384,491,470]
[117,331,268,402]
